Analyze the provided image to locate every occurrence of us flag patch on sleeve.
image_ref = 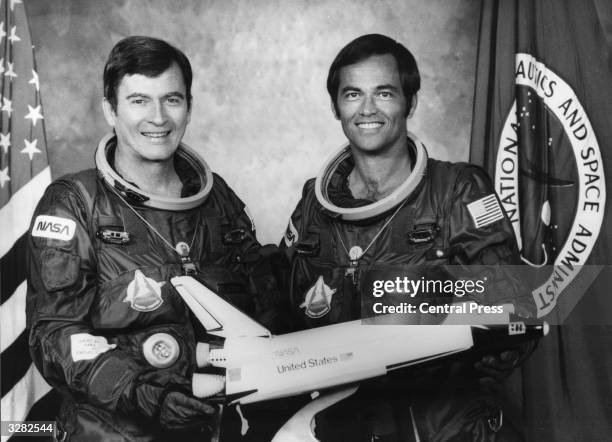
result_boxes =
[467,194,504,228]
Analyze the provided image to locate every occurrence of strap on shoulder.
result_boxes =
[57,169,99,238]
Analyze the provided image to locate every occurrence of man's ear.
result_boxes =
[406,94,418,119]
[330,100,340,120]
[102,99,116,127]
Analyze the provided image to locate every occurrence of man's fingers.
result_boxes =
[187,398,217,416]
[478,376,500,390]
[481,355,495,365]
[160,392,218,431]
[176,394,217,415]
[479,351,520,370]
[165,391,217,416]
[500,350,520,364]
[474,362,506,378]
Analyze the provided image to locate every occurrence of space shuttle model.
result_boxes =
[171,276,547,441]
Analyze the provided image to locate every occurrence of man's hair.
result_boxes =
[103,36,193,111]
[327,34,420,116]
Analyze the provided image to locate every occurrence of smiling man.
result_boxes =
[102,50,189,197]
[26,36,284,441]
[281,34,534,441]
[332,51,414,202]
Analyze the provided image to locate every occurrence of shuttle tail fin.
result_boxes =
[171,276,271,338]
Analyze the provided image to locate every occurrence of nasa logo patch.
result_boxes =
[32,215,76,241]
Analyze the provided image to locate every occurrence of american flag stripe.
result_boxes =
[479,197,501,209]
[482,201,499,210]
[475,209,503,223]
[1,332,30,394]
[0,280,26,351]
[482,196,497,205]
[0,0,54,437]
[474,214,504,227]
[476,201,501,212]
[0,166,50,258]
[1,236,27,304]
[1,365,52,434]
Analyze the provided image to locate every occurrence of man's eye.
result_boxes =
[345,92,360,100]
[166,97,182,105]
[378,91,393,99]
[131,98,146,105]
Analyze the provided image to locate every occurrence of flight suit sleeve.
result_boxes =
[279,179,314,258]
[447,165,519,265]
[215,180,291,333]
[402,167,538,435]
[277,183,312,326]
[280,197,303,252]
[26,181,176,414]
[446,165,535,313]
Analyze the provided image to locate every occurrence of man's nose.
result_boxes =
[149,101,168,125]
[359,95,377,116]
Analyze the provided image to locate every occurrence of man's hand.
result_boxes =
[133,375,218,431]
[159,390,217,430]
[474,350,520,384]
[475,336,539,386]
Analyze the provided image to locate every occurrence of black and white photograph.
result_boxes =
[1,0,611,441]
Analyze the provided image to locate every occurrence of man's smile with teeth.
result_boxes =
[357,122,383,129]
[142,131,171,138]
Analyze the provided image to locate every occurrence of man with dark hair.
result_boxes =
[326,33,420,118]
[103,35,193,111]
[282,34,532,441]
[26,36,283,441]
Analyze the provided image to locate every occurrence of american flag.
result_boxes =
[0,0,56,439]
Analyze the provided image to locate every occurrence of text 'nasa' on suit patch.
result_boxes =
[467,194,504,228]
[32,215,76,241]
